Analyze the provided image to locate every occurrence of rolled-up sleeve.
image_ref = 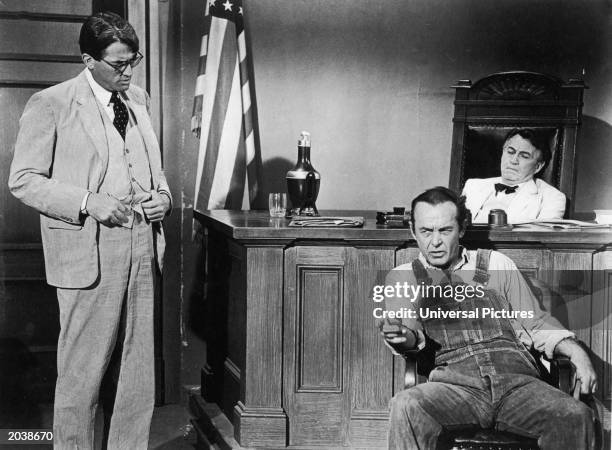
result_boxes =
[489,252,575,359]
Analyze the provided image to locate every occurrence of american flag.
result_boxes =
[191,0,260,210]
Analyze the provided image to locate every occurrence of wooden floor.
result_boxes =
[148,404,197,449]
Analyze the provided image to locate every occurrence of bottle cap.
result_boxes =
[298,131,311,147]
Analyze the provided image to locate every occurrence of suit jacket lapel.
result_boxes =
[506,179,540,220]
[75,71,109,171]
[474,178,499,211]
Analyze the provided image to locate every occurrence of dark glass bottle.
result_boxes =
[286,131,320,216]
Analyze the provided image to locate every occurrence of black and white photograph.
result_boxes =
[0,1,611,449]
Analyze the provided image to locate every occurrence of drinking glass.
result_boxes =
[268,193,287,217]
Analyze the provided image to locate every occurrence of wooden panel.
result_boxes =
[347,248,396,447]
[0,61,82,84]
[0,20,82,55]
[398,247,545,273]
[284,246,351,446]
[2,279,58,345]
[298,267,343,391]
[495,248,544,271]
[0,88,44,243]
[221,241,245,420]
[127,1,147,93]
[395,247,420,266]
[0,0,92,15]
[0,245,58,406]
[0,339,58,418]
[233,245,287,447]
[243,246,284,407]
[593,251,612,415]
[225,241,245,381]
[0,244,45,279]
[143,0,161,136]
[349,248,396,410]
[550,251,593,342]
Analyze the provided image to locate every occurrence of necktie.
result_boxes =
[494,183,518,195]
[110,91,128,139]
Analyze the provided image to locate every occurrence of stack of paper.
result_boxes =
[514,219,612,230]
[288,216,364,228]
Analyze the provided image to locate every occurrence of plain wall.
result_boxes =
[245,0,612,213]
[165,0,612,390]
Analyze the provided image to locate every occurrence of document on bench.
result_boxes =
[514,219,612,230]
[288,216,364,227]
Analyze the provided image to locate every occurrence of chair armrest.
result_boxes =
[401,351,419,389]
[549,355,573,394]
[550,355,604,448]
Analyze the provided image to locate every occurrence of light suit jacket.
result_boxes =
[9,70,171,288]
[462,177,566,224]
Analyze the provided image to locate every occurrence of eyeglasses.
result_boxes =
[99,51,143,75]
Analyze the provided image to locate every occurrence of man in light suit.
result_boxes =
[462,129,566,224]
[8,12,171,449]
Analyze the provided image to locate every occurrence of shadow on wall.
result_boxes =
[575,115,612,214]
[255,156,294,210]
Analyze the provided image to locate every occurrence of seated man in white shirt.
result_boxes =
[462,128,566,224]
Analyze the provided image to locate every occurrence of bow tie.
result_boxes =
[494,183,518,194]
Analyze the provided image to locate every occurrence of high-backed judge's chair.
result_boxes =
[447,71,586,218]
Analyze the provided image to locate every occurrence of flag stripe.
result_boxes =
[225,121,247,208]
[192,94,203,120]
[199,33,208,57]
[245,129,255,163]
[237,30,246,60]
[193,17,229,208]
[207,56,243,208]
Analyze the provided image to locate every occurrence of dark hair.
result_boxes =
[79,12,139,60]
[503,128,552,167]
[410,186,469,232]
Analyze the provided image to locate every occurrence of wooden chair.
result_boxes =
[401,352,573,450]
[447,71,586,218]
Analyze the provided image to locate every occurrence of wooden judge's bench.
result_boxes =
[192,210,611,449]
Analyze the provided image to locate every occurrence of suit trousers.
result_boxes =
[53,216,155,450]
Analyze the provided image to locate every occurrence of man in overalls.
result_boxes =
[382,187,597,450]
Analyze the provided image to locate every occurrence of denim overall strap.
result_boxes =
[411,258,433,286]
[472,249,491,285]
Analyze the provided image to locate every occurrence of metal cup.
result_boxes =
[488,209,508,227]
